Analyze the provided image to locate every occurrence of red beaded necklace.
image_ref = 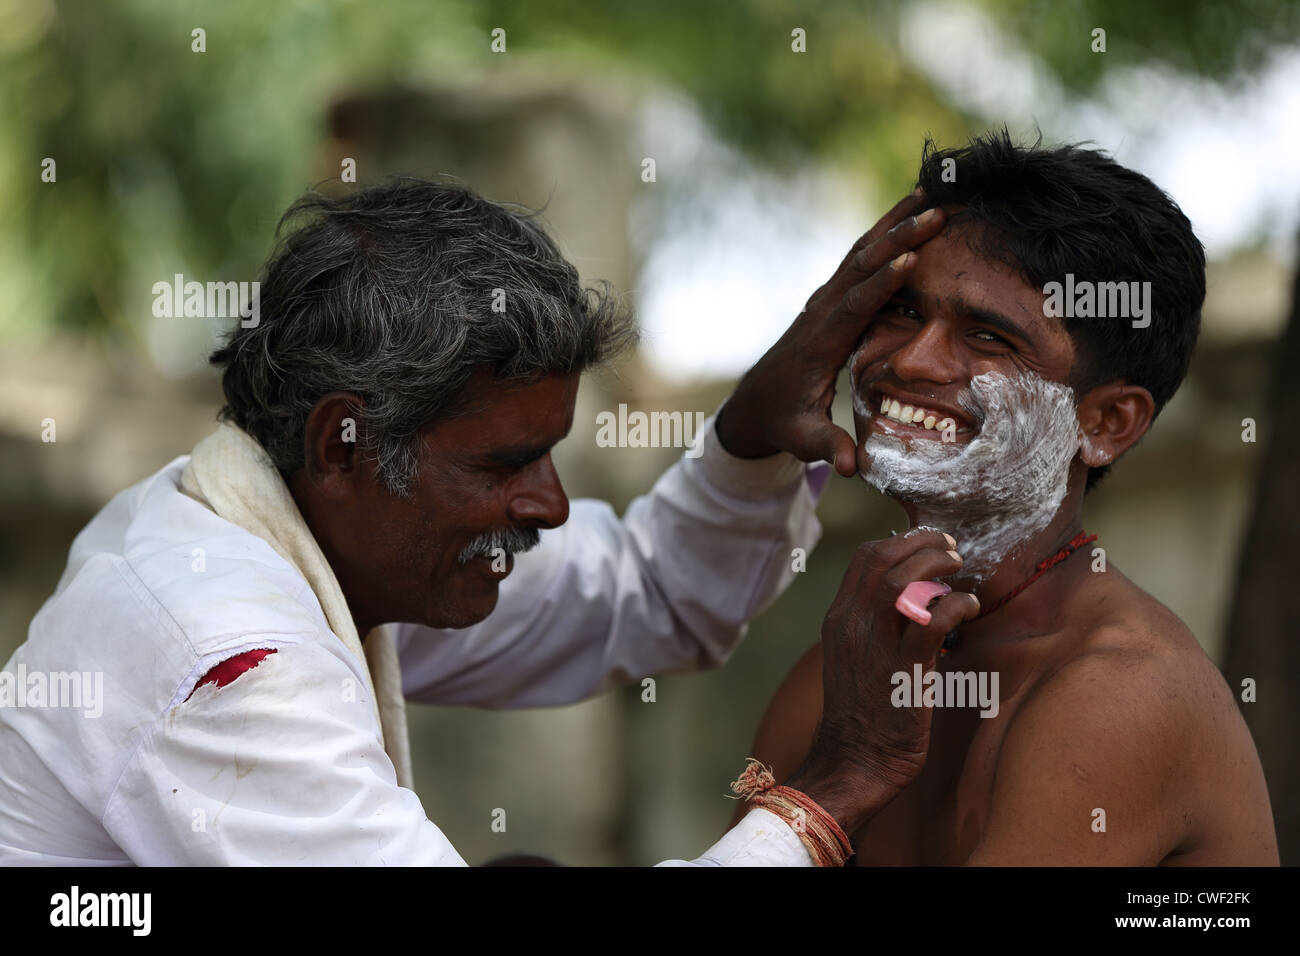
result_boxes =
[939,530,1097,657]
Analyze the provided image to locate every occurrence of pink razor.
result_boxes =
[895,580,953,626]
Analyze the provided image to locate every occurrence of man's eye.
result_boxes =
[972,330,1009,344]
[504,451,546,469]
[887,303,922,320]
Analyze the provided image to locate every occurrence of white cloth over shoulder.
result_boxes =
[0,415,827,865]
[177,423,414,790]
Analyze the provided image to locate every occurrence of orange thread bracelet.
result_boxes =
[728,758,854,867]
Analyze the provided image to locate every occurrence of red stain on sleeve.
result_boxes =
[185,648,278,702]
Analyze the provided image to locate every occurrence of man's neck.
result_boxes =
[901,490,1090,649]
[287,473,377,641]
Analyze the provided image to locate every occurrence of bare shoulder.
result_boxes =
[1040,567,1241,734]
[1008,590,1209,795]
[1000,568,1277,863]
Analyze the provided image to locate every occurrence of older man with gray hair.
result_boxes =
[0,177,964,865]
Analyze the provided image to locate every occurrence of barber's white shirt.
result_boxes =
[0,419,828,865]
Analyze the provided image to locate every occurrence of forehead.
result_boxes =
[908,220,1075,354]
[426,368,579,449]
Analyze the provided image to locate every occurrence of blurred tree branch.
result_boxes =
[7,0,1296,337]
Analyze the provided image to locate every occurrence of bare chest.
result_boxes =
[852,692,1020,865]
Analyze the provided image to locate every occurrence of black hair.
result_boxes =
[916,128,1205,490]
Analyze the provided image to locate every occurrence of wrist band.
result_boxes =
[728,758,854,867]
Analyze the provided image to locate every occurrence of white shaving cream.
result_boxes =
[853,370,1082,581]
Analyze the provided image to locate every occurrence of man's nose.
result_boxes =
[507,455,570,529]
[889,319,964,383]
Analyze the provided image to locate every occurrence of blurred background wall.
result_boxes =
[2,0,1298,864]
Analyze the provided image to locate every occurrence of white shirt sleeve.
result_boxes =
[101,639,468,866]
[655,808,816,866]
[97,636,818,866]
[396,414,831,708]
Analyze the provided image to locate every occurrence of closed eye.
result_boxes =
[504,452,545,469]
[487,448,549,470]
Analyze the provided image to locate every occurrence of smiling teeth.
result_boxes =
[876,397,968,432]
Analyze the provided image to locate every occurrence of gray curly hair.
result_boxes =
[211,177,637,496]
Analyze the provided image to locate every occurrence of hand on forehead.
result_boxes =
[848,219,1078,394]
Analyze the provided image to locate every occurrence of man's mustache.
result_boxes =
[457,526,541,565]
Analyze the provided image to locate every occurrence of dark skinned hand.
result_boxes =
[786,530,982,837]
[714,189,945,476]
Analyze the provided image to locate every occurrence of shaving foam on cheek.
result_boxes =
[853,368,1082,581]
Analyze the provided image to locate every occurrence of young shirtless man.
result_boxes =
[726,131,1278,865]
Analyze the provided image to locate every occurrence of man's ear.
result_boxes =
[301,391,366,498]
[1076,382,1155,467]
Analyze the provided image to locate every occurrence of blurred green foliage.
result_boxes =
[1,0,1295,340]
[986,0,1300,88]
